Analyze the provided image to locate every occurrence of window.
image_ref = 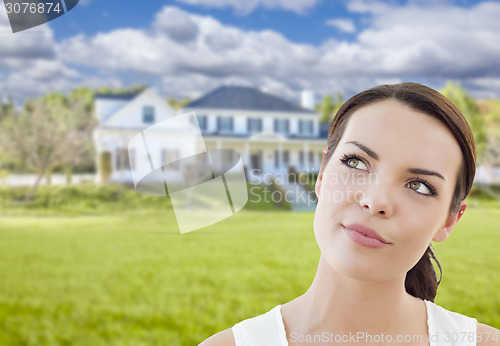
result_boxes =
[143,106,155,124]
[309,151,314,166]
[197,115,208,131]
[161,148,180,170]
[274,150,289,168]
[129,149,136,170]
[299,120,314,135]
[115,148,130,170]
[299,151,304,166]
[274,119,289,134]
[248,118,262,133]
[217,116,233,132]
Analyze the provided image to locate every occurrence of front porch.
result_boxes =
[203,132,325,183]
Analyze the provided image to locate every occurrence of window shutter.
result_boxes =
[285,119,289,133]
[274,119,278,132]
[299,120,303,134]
[230,117,234,131]
[217,116,220,132]
[258,119,262,131]
[247,117,251,132]
[275,150,279,168]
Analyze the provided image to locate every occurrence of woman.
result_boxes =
[200,83,499,345]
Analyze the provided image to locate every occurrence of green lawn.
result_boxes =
[0,207,499,345]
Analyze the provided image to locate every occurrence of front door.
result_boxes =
[250,152,262,174]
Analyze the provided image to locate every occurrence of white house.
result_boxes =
[93,86,328,184]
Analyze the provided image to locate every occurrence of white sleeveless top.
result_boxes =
[232,299,477,346]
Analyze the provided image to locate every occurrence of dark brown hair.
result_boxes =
[322,82,476,302]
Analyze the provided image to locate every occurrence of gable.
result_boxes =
[102,89,178,130]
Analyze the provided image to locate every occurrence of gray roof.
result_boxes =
[94,92,141,101]
[185,86,316,114]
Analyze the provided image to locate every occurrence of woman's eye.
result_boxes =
[342,157,368,171]
[408,181,432,195]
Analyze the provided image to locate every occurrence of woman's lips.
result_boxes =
[342,224,391,249]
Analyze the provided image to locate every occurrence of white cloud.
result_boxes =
[173,0,318,15]
[346,0,390,15]
[325,18,356,33]
[153,7,199,43]
[57,7,321,81]
[344,1,500,79]
[4,2,500,104]
[0,7,56,59]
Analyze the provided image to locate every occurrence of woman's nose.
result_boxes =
[356,174,393,217]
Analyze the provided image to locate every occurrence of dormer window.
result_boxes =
[143,106,155,124]
[248,118,262,133]
[299,119,314,136]
[197,115,208,131]
[274,118,289,135]
[217,116,233,133]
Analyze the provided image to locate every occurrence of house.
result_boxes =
[93,86,327,184]
[183,86,327,180]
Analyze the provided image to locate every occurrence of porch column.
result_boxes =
[278,142,283,170]
[244,141,250,165]
[303,142,309,170]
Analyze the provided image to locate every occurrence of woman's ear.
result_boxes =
[315,149,328,198]
[432,200,467,242]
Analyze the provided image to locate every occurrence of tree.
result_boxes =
[0,96,16,122]
[440,81,487,163]
[167,97,190,110]
[318,95,334,123]
[96,84,148,96]
[0,97,19,171]
[317,92,344,123]
[0,96,93,201]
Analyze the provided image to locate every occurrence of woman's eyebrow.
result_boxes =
[345,141,379,160]
[407,168,446,181]
[345,141,446,181]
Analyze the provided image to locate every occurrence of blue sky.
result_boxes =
[1,0,499,104]
[49,0,359,45]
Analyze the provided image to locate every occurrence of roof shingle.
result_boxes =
[185,86,316,113]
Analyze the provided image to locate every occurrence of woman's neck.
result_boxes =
[283,255,424,337]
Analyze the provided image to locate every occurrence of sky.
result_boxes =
[1,0,500,105]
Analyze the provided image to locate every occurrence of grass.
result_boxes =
[0,188,499,345]
[0,211,318,345]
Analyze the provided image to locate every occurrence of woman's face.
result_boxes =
[314,99,466,283]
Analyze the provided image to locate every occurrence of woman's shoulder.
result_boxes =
[476,322,500,346]
[198,328,235,346]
